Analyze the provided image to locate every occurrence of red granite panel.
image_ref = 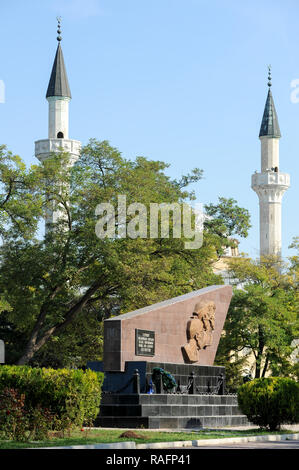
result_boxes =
[103,285,232,371]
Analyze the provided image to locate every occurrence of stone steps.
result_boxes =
[100,404,242,417]
[96,393,250,429]
[101,393,238,405]
[96,415,249,429]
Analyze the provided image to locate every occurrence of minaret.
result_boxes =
[251,67,290,258]
[35,18,81,229]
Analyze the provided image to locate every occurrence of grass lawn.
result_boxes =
[0,427,296,449]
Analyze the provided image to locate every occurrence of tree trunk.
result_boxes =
[16,343,39,365]
[255,327,265,378]
[261,354,269,377]
[16,279,103,365]
[255,361,261,379]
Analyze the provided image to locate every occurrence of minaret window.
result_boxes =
[57,132,64,138]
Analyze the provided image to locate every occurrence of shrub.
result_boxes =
[0,366,104,432]
[0,388,28,441]
[237,377,299,431]
[27,405,57,441]
[0,387,61,441]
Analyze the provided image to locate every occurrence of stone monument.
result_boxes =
[88,285,249,428]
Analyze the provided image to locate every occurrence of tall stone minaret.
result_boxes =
[251,67,290,258]
[35,18,81,230]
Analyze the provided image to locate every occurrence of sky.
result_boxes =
[1,0,299,261]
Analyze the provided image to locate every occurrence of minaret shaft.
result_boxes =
[260,136,279,172]
[48,96,70,139]
[259,198,281,256]
[258,136,287,257]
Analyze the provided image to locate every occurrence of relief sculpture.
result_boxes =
[182,300,216,363]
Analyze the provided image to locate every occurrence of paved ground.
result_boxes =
[179,440,299,449]
[211,424,299,432]
[170,424,299,448]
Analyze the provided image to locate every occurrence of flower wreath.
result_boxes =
[152,367,177,392]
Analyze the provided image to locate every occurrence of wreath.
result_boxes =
[152,367,177,392]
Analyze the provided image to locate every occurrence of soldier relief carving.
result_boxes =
[182,301,216,363]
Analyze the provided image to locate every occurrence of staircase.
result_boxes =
[96,393,249,429]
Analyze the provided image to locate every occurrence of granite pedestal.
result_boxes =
[88,361,249,429]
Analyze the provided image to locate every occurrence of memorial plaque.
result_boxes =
[135,329,155,356]
[0,340,4,364]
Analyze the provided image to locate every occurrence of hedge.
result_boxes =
[237,377,299,431]
[0,365,104,428]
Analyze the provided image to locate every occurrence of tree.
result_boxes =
[0,145,42,239]
[215,255,299,384]
[0,145,44,324]
[204,197,251,262]
[0,140,250,366]
[204,197,251,238]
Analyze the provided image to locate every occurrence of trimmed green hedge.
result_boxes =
[238,377,299,431]
[0,365,104,428]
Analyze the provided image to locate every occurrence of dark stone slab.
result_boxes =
[95,391,250,429]
[88,360,226,396]
[95,416,150,428]
[95,411,250,429]
[92,358,248,430]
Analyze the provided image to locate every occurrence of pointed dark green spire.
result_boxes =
[46,18,71,99]
[259,66,281,138]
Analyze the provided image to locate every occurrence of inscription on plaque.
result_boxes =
[135,329,155,356]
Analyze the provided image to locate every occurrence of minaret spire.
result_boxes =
[57,16,62,42]
[259,65,281,139]
[252,67,290,259]
[46,17,71,99]
[35,19,81,232]
[267,64,272,87]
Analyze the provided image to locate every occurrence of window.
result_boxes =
[57,132,64,138]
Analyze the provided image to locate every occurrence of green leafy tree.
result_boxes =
[0,145,44,320]
[203,197,251,265]
[0,145,42,239]
[0,140,250,366]
[204,197,251,243]
[216,255,299,384]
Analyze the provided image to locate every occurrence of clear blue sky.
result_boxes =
[1,0,299,260]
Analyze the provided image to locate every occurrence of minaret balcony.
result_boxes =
[251,171,290,190]
[251,171,290,203]
[35,138,81,163]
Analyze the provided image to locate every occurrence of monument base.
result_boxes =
[88,361,249,429]
[96,393,249,429]
[88,361,226,394]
